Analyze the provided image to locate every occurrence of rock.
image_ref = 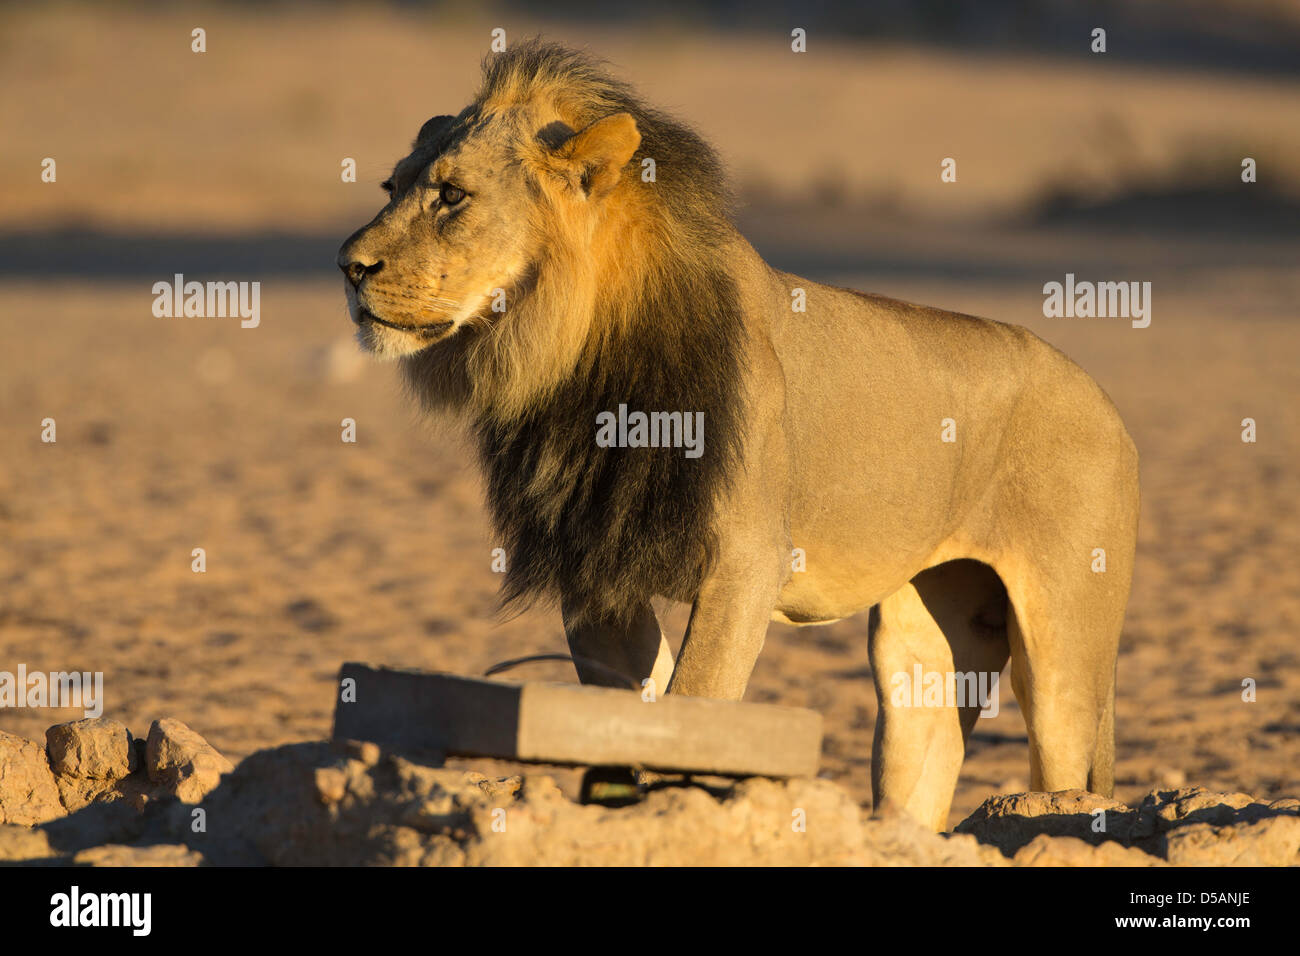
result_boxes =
[954,785,1300,866]
[954,789,1129,856]
[45,718,149,814]
[145,718,233,804]
[332,738,381,767]
[53,776,122,815]
[1164,815,1300,866]
[41,794,151,854]
[1150,787,1262,827]
[314,766,348,805]
[1014,834,1165,866]
[56,767,159,816]
[45,718,137,781]
[0,731,65,825]
[1122,786,1279,843]
[72,843,205,867]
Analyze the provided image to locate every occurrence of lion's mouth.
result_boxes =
[357,308,454,339]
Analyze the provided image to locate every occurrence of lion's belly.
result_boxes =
[772,532,936,624]
[770,607,846,626]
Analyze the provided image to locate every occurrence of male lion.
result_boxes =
[337,41,1139,831]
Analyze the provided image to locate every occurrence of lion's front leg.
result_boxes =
[666,551,787,701]
[561,600,675,696]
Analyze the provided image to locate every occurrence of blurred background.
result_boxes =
[2,0,1298,822]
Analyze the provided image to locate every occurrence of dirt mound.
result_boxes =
[1,718,1296,866]
[956,787,1300,865]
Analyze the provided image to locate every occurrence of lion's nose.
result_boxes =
[338,254,383,288]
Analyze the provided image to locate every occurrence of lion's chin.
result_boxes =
[354,309,455,358]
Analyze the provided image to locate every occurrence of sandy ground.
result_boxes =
[2,5,1298,827]
[4,229,1298,823]
[4,6,1300,230]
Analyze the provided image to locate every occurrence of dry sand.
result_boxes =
[3,240,1296,823]
[4,6,1300,230]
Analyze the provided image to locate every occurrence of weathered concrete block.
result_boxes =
[332,664,823,778]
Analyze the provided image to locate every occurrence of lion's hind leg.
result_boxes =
[1004,566,1124,797]
[869,560,1010,831]
[992,364,1137,799]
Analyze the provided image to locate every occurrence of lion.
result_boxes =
[337,41,1139,831]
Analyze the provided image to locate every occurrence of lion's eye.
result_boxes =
[440,183,466,205]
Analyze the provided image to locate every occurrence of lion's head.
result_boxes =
[338,41,733,418]
[337,100,640,359]
[338,42,745,625]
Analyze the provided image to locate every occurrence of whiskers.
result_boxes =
[362,284,462,326]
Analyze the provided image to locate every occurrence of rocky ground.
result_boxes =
[2,717,1296,866]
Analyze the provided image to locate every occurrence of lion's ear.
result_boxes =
[558,112,640,198]
[414,114,456,148]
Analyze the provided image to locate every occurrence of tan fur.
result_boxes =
[338,43,1140,831]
